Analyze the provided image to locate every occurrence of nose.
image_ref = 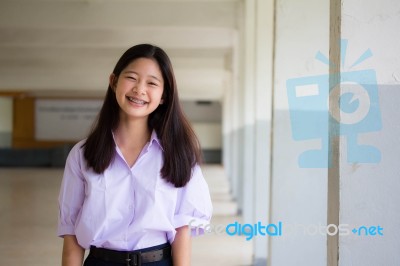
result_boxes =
[133,81,146,95]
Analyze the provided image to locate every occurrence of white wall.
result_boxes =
[341,0,400,85]
[270,0,330,265]
[339,0,400,265]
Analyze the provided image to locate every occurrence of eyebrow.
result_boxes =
[123,70,162,82]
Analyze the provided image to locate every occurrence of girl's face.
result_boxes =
[112,58,164,121]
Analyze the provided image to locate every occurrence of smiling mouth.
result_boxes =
[127,96,147,105]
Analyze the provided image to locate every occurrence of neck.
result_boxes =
[115,116,151,149]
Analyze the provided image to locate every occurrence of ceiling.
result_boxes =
[0,0,241,101]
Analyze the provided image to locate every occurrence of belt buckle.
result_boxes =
[126,251,141,266]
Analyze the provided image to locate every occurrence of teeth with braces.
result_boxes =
[127,97,146,104]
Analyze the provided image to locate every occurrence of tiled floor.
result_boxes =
[0,165,252,266]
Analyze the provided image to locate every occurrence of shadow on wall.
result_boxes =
[0,146,221,167]
[0,144,73,167]
[202,149,221,164]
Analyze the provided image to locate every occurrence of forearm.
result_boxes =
[62,235,85,266]
[172,226,191,266]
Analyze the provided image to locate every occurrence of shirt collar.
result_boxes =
[149,130,164,151]
[111,129,164,152]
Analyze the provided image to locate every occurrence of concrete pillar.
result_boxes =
[269,0,330,265]
[223,1,275,264]
[242,0,256,223]
[224,0,400,265]
[337,0,400,265]
[253,0,275,264]
[232,0,276,264]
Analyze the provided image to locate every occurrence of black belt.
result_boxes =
[89,244,171,266]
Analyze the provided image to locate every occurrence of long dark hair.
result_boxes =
[83,44,202,187]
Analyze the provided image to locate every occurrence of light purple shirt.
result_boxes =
[57,131,212,251]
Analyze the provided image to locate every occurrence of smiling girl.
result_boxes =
[58,44,212,266]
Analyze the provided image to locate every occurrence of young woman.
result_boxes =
[58,44,213,266]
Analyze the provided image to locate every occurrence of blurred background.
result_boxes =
[0,0,399,265]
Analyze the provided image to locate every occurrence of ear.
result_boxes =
[109,74,117,91]
[160,99,164,104]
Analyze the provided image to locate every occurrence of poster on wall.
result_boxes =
[35,99,102,141]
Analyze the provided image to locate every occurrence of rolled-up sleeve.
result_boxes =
[57,142,86,237]
[173,165,213,236]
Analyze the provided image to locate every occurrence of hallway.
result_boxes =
[0,165,252,266]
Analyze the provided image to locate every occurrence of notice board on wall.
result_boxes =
[35,99,102,141]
